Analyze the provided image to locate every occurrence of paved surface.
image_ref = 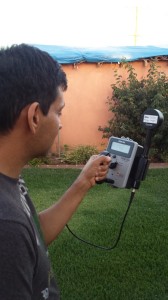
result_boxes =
[149,163,168,169]
[25,163,168,169]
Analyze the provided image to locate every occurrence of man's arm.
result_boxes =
[38,155,111,246]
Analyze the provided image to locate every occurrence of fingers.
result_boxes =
[88,154,111,164]
[94,159,110,181]
[95,169,108,179]
[79,154,111,188]
[95,164,108,175]
[98,155,111,165]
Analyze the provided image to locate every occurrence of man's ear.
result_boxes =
[27,102,41,134]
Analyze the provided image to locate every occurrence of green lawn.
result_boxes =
[22,167,168,300]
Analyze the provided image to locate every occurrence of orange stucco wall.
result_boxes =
[51,60,168,154]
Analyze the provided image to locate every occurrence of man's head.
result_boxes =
[0,44,67,134]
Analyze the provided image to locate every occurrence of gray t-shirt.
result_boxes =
[0,173,60,300]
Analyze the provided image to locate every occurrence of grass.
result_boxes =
[22,167,168,300]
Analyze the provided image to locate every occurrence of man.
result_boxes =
[0,44,111,299]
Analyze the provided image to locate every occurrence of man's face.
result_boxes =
[35,86,65,156]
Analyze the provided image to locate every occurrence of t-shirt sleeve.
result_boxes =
[0,219,37,300]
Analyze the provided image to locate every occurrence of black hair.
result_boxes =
[0,43,67,133]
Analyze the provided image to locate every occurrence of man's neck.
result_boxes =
[0,135,28,178]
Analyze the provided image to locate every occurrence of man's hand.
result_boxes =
[77,155,111,189]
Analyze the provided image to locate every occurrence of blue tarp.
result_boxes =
[34,44,168,64]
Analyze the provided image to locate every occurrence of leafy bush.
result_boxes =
[99,62,168,161]
[28,156,50,167]
[61,145,99,164]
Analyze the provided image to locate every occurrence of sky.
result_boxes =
[0,0,168,48]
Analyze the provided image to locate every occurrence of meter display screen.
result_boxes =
[111,142,131,154]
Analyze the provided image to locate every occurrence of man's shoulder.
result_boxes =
[0,190,28,223]
[0,174,30,222]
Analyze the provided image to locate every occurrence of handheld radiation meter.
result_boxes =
[105,137,143,188]
[100,108,164,189]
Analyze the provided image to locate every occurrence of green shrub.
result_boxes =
[99,61,168,161]
[28,156,50,167]
[61,145,99,164]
